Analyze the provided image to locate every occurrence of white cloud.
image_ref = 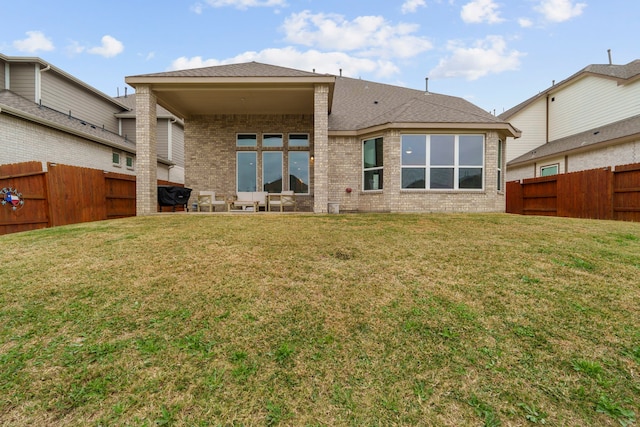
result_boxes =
[430,35,524,80]
[401,0,426,14]
[534,0,586,22]
[87,35,124,58]
[461,0,504,24]
[13,31,54,53]
[190,3,204,14]
[518,17,533,28]
[169,47,400,79]
[65,40,85,55]
[201,0,286,9]
[282,11,432,59]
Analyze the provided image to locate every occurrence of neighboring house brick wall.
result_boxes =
[0,112,168,179]
[568,140,640,171]
[508,164,536,182]
[549,76,640,141]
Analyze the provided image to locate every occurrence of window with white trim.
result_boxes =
[126,155,134,170]
[235,133,309,193]
[540,164,558,177]
[401,134,484,190]
[112,151,121,167]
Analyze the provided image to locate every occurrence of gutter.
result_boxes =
[0,102,174,166]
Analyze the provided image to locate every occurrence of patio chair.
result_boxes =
[197,191,226,212]
[268,191,297,212]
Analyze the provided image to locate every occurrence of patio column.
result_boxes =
[135,84,158,216]
[313,84,329,213]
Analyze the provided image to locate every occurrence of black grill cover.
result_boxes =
[157,186,192,206]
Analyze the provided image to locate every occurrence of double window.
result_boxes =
[401,134,484,190]
[236,134,310,194]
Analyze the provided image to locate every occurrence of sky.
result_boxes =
[1,0,638,114]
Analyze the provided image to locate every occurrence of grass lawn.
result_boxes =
[1,213,639,426]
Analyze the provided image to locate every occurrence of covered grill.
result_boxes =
[157,186,192,211]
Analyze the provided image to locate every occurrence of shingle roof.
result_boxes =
[499,60,640,120]
[128,61,517,134]
[329,76,505,131]
[0,89,138,154]
[114,94,182,123]
[508,114,640,166]
[131,61,325,78]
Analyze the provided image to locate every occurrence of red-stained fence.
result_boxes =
[507,163,640,222]
[1,162,185,235]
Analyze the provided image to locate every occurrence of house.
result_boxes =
[125,62,520,214]
[500,59,640,181]
[0,53,185,183]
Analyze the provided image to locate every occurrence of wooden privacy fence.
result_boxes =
[0,161,184,235]
[506,162,640,222]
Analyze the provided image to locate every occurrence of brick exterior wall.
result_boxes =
[184,114,315,210]
[135,85,158,215]
[328,130,505,212]
[313,84,329,213]
[0,113,172,179]
[184,111,507,213]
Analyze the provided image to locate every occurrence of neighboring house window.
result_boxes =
[289,151,309,194]
[363,137,383,190]
[112,152,121,166]
[540,164,559,177]
[263,152,283,193]
[497,140,503,191]
[126,155,134,170]
[401,134,484,190]
[237,152,257,191]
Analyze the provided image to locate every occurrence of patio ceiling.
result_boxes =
[125,77,335,119]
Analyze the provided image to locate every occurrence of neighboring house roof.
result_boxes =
[114,94,184,125]
[499,60,640,121]
[0,89,172,165]
[508,114,640,166]
[0,53,130,111]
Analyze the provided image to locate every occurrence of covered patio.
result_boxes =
[125,63,336,215]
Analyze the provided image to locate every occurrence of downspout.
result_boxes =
[36,63,51,104]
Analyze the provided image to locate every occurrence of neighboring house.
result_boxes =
[114,94,185,183]
[125,62,520,214]
[500,59,640,181]
[0,53,185,183]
